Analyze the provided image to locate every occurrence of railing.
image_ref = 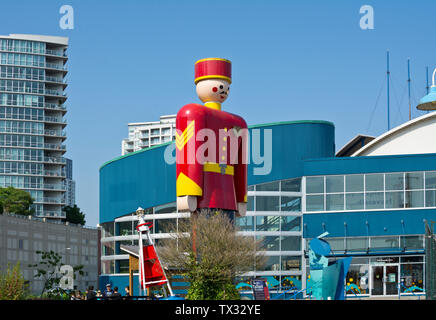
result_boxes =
[272,287,312,300]
[44,129,66,137]
[41,197,66,204]
[0,141,66,150]
[44,143,66,150]
[0,155,66,163]
[0,72,44,81]
[0,61,67,71]
[0,47,66,57]
[0,102,66,111]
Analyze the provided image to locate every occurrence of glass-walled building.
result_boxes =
[100,112,436,298]
[100,120,334,296]
[0,34,68,220]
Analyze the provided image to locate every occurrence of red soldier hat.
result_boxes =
[194,58,232,84]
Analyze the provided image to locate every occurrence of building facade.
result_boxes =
[100,113,436,298]
[0,213,99,295]
[121,114,176,155]
[65,158,75,207]
[100,120,334,296]
[0,34,68,220]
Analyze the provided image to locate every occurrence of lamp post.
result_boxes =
[417,68,436,110]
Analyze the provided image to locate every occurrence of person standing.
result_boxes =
[103,284,113,299]
[110,287,122,300]
[123,286,131,300]
[86,285,97,300]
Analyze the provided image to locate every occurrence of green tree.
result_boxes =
[28,250,84,297]
[0,186,34,216]
[158,212,266,300]
[63,205,86,225]
[0,262,29,300]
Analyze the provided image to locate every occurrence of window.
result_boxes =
[405,191,424,208]
[366,192,384,209]
[155,219,176,233]
[346,193,364,210]
[371,236,399,249]
[306,195,324,212]
[280,196,300,212]
[326,194,344,211]
[236,216,254,231]
[326,176,344,193]
[256,181,279,191]
[256,216,279,231]
[247,196,254,211]
[400,263,424,293]
[346,237,368,251]
[385,191,404,209]
[327,238,345,252]
[365,174,384,192]
[405,172,424,190]
[425,171,436,189]
[256,236,280,251]
[281,178,301,192]
[385,173,404,191]
[118,260,129,274]
[281,236,301,251]
[256,196,279,211]
[281,216,301,232]
[346,175,364,192]
[281,256,301,271]
[306,177,324,194]
[346,265,369,295]
[400,236,424,250]
[260,256,280,271]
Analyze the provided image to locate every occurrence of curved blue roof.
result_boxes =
[99,121,335,223]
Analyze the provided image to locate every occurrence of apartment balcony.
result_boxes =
[44,129,67,138]
[44,89,67,98]
[44,143,66,151]
[0,169,65,178]
[44,63,67,72]
[43,116,67,126]
[0,46,67,58]
[0,61,67,72]
[43,156,67,164]
[41,184,66,191]
[43,170,66,178]
[44,103,67,112]
[38,197,66,204]
[0,72,67,85]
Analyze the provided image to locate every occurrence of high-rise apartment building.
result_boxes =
[0,34,68,220]
[121,114,176,155]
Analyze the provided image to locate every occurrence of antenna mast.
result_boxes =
[408,59,411,121]
[387,51,390,131]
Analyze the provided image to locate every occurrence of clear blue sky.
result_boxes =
[1,0,435,226]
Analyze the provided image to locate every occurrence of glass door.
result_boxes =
[385,265,398,295]
[371,264,399,296]
[371,266,384,295]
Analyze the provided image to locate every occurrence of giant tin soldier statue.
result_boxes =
[176,58,248,223]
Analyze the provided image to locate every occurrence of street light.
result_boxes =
[417,68,436,110]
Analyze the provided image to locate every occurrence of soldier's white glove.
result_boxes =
[177,196,197,212]
[236,202,247,217]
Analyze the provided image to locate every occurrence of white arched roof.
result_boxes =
[352,111,436,156]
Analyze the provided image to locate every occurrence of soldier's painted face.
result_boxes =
[196,79,230,103]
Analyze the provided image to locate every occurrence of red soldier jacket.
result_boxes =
[176,103,248,211]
